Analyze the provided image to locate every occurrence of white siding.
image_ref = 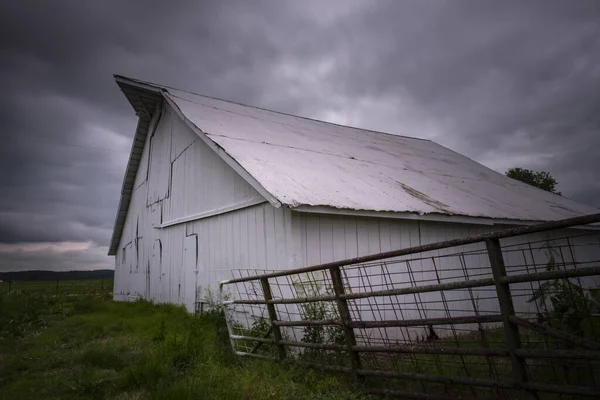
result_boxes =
[163,107,263,223]
[288,212,600,341]
[146,108,172,205]
[188,202,292,303]
[113,102,275,311]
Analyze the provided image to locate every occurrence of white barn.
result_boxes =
[109,75,599,316]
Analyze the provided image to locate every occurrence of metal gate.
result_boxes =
[220,214,600,399]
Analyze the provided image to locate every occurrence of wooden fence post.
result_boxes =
[260,277,286,360]
[486,238,538,399]
[329,266,363,380]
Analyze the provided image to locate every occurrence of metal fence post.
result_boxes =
[260,277,286,360]
[486,238,538,399]
[329,266,363,379]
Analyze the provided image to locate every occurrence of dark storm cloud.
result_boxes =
[0,0,282,248]
[260,0,600,204]
[0,0,598,271]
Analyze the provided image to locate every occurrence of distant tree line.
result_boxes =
[0,269,114,282]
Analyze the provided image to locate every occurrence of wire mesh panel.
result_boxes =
[220,214,600,399]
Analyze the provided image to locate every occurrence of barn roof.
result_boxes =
[109,75,598,254]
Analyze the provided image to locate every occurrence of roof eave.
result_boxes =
[107,77,164,255]
[289,205,600,230]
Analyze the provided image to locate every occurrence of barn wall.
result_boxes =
[113,102,275,312]
[286,212,600,341]
[162,106,264,223]
[186,202,293,306]
[289,212,492,267]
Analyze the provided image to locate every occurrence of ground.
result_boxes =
[0,280,362,400]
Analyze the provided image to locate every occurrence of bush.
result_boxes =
[529,251,600,338]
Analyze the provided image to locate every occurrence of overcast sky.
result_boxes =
[1,0,599,272]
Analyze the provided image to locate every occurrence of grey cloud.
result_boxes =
[265,0,600,204]
[0,0,598,271]
[0,243,112,272]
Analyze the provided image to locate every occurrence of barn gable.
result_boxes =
[112,102,267,255]
[109,78,273,255]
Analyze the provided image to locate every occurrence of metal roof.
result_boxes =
[108,75,599,254]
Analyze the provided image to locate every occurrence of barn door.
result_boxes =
[131,229,146,299]
[183,235,198,313]
[124,242,133,299]
[150,239,162,303]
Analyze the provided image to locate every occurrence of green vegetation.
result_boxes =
[2,266,598,400]
[0,280,363,400]
[292,274,346,348]
[505,167,561,194]
[0,269,113,282]
[528,249,600,339]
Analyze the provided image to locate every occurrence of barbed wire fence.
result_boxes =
[0,277,113,297]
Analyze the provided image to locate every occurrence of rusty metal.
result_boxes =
[486,238,535,399]
[348,314,504,329]
[500,265,600,284]
[260,277,286,360]
[273,319,340,327]
[329,266,362,378]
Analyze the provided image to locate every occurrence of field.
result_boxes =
[0,280,363,400]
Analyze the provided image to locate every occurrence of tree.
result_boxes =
[506,167,561,195]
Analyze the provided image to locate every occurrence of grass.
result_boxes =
[2,280,598,399]
[0,280,364,400]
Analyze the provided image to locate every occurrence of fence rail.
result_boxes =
[220,213,600,399]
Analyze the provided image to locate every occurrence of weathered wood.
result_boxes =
[260,277,286,360]
[348,314,503,329]
[274,319,339,327]
[329,266,362,380]
[486,238,537,399]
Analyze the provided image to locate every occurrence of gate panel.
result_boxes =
[220,213,600,399]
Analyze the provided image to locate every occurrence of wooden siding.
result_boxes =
[187,202,292,303]
[288,212,600,340]
[113,102,276,312]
